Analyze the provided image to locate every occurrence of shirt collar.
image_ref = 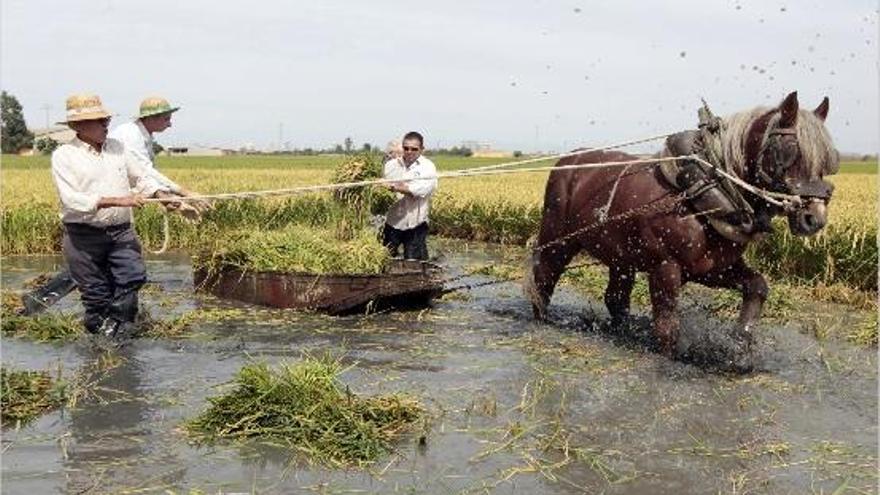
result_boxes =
[400,156,421,168]
[71,137,105,156]
[136,120,152,141]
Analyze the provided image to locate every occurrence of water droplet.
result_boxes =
[573,7,581,13]
[680,51,687,58]
[780,6,787,11]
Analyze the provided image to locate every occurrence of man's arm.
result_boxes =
[117,141,172,200]
[115,127,184,194]
[402,161,438,198]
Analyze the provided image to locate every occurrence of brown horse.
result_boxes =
[524,92,838,371]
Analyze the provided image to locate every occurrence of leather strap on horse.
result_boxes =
[532,192,687,254]
[696,101,753,216]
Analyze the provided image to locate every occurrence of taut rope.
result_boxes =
[142,154,802,209]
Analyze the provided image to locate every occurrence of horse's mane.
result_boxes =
[721,106,839,179]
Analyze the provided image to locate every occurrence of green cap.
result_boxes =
[138,97,180,118]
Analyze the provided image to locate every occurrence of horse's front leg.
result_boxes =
[648,262,683,357]
[525,242,580,321]
[693,258,768,365]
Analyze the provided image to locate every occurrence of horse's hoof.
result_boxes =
[729,352,755,374]
[531,305,547,322]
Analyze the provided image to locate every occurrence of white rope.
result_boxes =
[143,155,685,203]
[452,131,677,174]
[146,213,170,255]
[144,154,800,210]
[688,155,801,209]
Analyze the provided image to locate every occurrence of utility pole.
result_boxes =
[534,124,539,153]
[278,123,283,151]
[40,104,52,130]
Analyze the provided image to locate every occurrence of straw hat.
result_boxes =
[57,94,112,124]
[138,97,180,118]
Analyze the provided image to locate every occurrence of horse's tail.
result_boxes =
[522,240,547,320]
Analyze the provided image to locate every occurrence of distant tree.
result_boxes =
[152,141,164,156]
[34,137,59,155]
[361,142,372,152]
[344,136,353,153]
[1,91,34,154]
[513,150,523,157]
[334,144,344,153]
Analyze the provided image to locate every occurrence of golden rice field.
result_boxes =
[1,155,876,293]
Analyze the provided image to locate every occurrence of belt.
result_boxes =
[63,222,132,233]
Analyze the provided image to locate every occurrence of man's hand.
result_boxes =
[177,188,214,213]
[154,190,182,210]
[98,195,145,208]
[388,182,410,194]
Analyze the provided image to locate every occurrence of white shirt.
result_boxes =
[383,156,438,230]
[51,137,167,227]
[108,120,182,193]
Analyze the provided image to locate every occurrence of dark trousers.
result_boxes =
[382,222,429,260]
[62,223,147,333]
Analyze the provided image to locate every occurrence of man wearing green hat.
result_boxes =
[109,97,205,214]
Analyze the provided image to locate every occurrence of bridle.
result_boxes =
[747,118,834,203]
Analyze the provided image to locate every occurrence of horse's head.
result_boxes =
[750,91,839,236]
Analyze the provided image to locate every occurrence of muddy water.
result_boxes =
[1,244,876,494]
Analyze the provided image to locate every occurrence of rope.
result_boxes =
[144,155,683,203]
[451,132,676,174]
[142,154,801,212]
[688,155,801,209]
[145,212,170,255]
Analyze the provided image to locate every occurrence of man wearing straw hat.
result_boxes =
[109,96,206,218]
[50,94,178,339]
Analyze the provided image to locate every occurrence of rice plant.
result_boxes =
[192,224,390,275]
[1,367,66,427]
[185,355,423,466]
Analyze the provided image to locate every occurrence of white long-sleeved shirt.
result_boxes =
[383,156,438,230]
[108,120,182,194]
[50,137,167,227]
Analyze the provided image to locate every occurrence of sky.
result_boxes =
[1,0,877,153]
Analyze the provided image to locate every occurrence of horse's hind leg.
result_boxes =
[605,265,636,326]
[648,262,683,357]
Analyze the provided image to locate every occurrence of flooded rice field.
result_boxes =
[1,242,876,494]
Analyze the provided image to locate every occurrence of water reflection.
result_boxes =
[62,344,186,493]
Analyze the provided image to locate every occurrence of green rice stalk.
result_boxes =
[192,224,390,276]
[1,367,66,427]
[185,355,423,466]
[1,290,82,341]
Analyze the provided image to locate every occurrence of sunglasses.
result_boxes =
[403,146,421,152]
